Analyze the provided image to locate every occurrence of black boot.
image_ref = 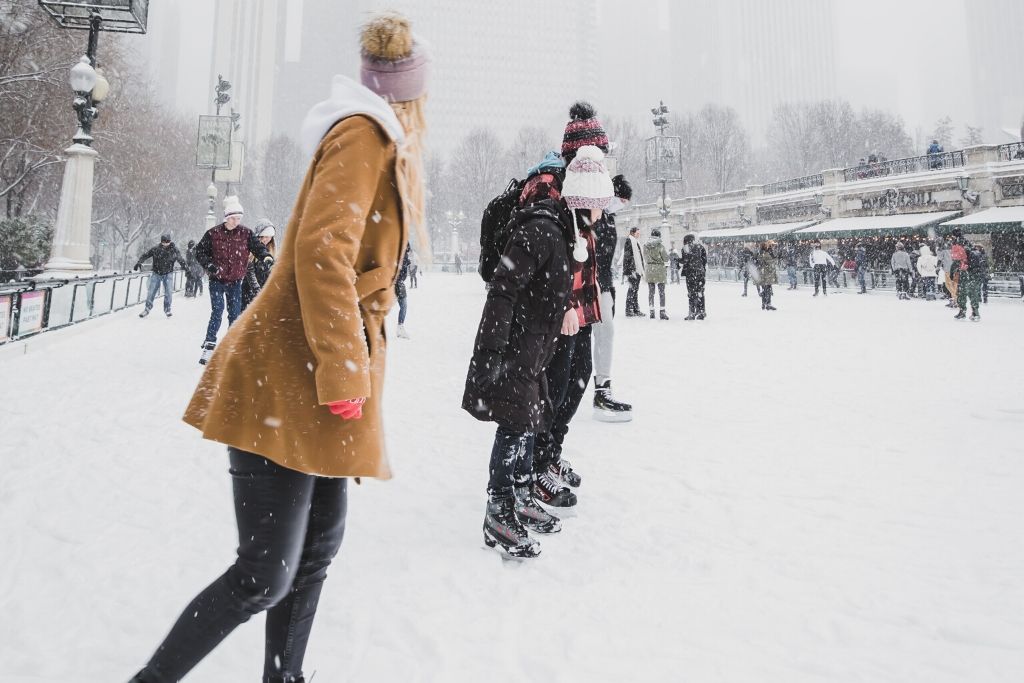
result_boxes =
[659,309,669,320]
[483,492,540,558]
[649,309,655,319]
[199,341,216,365]
[593,379,633,422]
[514,485,561,533]
[533,469,578,508]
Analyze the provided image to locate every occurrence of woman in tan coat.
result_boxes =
[130,13,430,683]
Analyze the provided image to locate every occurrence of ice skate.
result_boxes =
[954,310,966,320]
[396,324,411,339]
[533,469,578,508]
[514,485,561,534]
[548,458,582,488]
[593,379,632,423]
[659,309,669,320]
[483,493,540,558]
[199,341,216,365]
[138,308,150,318]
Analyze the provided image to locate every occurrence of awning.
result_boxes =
[792,211,961,240]
[697,221,817,243]
[938,207,1024,234]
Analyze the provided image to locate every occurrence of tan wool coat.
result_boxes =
[184,115,408,478]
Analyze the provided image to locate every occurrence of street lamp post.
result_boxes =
[197,76,236,229]
[445,210,464,266]
[37,0,149,278]
[645,101,683,236]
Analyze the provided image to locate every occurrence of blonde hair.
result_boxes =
[390,96,431,263]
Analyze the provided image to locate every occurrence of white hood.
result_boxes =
[299,74,405,157]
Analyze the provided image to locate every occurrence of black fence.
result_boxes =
[0,269,186,345]
[998,142,1024,162]
[762,174,825,196]
[843,150,967,182]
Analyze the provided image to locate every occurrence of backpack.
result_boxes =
[967,247,985,273]
[478,177,524,282]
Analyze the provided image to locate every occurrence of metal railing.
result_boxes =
[843,150,967,182]
[706,266,1023,298]
[762,173,824,196]
[0,269,186,345]
[998,142,1024,162]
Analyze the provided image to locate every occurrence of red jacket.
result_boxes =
[950,244,968,271]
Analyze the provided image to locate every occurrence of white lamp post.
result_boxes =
[41,56,105,277]
[205,182,219,230]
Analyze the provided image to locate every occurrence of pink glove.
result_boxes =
[328,398,366,420]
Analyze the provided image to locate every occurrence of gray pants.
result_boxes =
[592,289,615,385]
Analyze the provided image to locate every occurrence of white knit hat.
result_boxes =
[223,195,244,218]
[561,146,612,262]
[561,146,614,210]
[254,219,276,238]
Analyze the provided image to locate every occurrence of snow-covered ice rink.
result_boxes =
[2,275,1023,682]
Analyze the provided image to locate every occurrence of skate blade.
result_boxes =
[593,408,633,423]
[483,530,541,559]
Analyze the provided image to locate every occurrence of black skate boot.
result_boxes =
[684,304,695,321]
[548,458,582,488]
[660,309,669,320]
[199,341,216,365]
[954,310,966,320]
[593,379,633,423]
[649,309,655,319]
[970,310,980,322]
[514,485,561,533]
[533,469,578,508]
[483,492,540,558]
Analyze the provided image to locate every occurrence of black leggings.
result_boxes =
[813,265,828,294]
[686,275,706,315]
[648,281,666,309]
[134,449,348,683]
[534,326,592,471]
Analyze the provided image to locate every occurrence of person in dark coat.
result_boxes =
[754,241,778,311]
[194,196,274,363]
[783,244,799,290]
[668,245,680,284]
[739,245,755,296]
[679,233,707,320]
[134,233,186,318]
[622,226,645,316]
[185,239,205,298]
[395,245,411,338]
[463,193,573,558]
[854,242,869,294]
[241,220,277,312]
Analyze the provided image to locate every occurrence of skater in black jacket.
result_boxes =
[679,234,707,320]
[134,234,186,318]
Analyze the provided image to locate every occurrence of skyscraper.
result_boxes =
[668,0,837,142]
[270,0,600,154]
[209,0,282,147]
[964,0,1024,140]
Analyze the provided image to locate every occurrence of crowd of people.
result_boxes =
[119,11,1007,681]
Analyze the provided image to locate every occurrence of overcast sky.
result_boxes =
[144,0,982,145]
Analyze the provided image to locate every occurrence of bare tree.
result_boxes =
[447,128,506,248]
[249,134,306,231]
[695,104,749,194]
[959,124,985,147]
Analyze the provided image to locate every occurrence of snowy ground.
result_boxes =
[2,275,1023,683]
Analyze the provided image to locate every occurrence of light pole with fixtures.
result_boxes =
[37,0,149,277]
[445,210,465,264]
[645,101,683,235]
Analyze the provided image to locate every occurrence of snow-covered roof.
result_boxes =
[941,206,1024,226]
[793,212,961,236]
[697,221,816,242]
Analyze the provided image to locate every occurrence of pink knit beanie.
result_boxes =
[359,12,431,103]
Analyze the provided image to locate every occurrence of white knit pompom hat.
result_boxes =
[223,196,244,219]
[561,145,613,262]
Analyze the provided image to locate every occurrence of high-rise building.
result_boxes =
[271,0,600,154]
[964,0,1024,140]
[668,0,837,142]
[209,0,283,147]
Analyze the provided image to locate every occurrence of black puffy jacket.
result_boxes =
[135,243,185,275]
[462,199,572,431]
[679,243,707,280]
